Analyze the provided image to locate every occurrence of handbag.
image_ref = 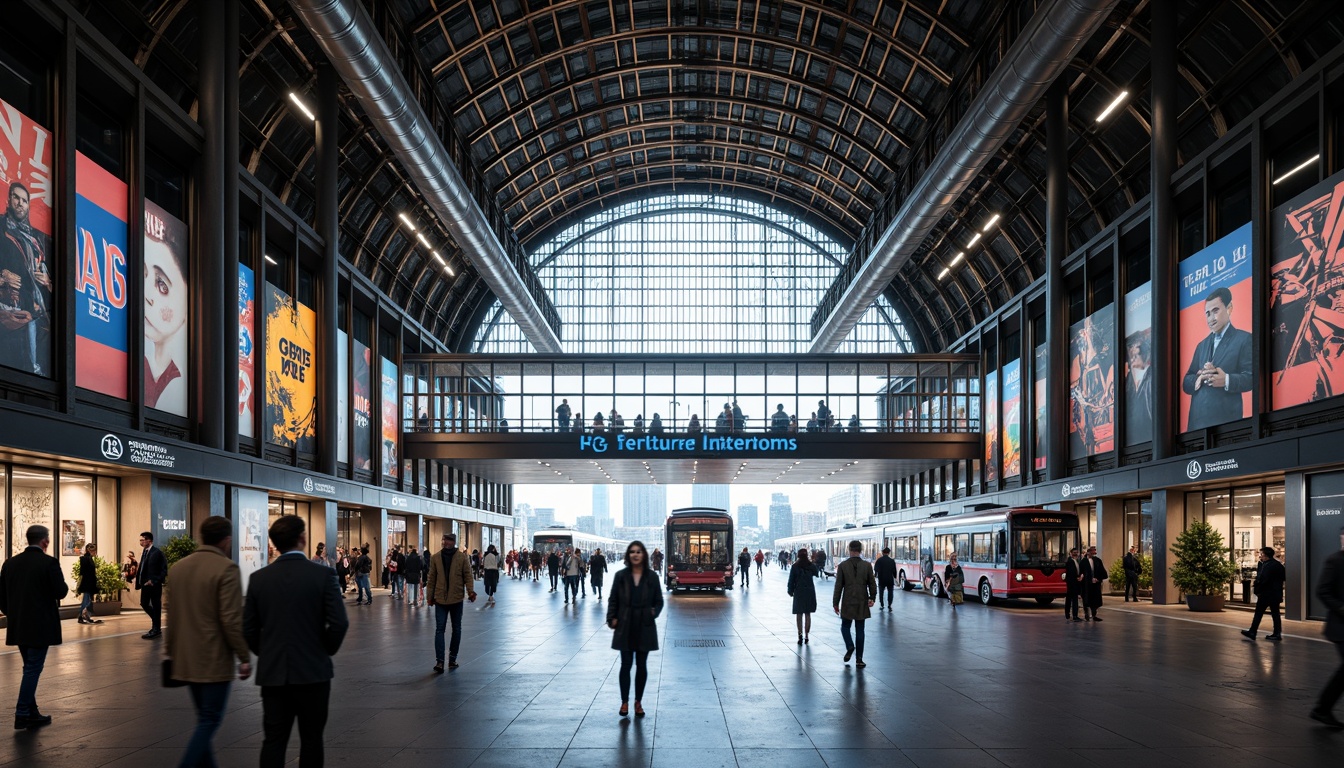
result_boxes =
[161,658,187,688]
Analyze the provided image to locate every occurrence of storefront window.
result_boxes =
[1074,502,1096,548]
[1231,486,1263,601]
[1123,498,1153,556]
[1266,485,1286,562]
[1186,482,1287,602]
[10,468,53,557]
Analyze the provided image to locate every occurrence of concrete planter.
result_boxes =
[89,600,123,616]
[1185,594,1225,612]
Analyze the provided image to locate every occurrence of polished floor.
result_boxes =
[1,565,1341,767]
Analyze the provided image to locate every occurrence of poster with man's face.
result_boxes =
[1178,224,1253,432]
[0,98,54,377]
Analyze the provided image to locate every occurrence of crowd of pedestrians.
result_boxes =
[549,398,874,435]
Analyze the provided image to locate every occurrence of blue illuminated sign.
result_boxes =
[579,434,798,454]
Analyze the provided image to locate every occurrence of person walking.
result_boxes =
[547,548,561,592]
[243,515,349,768]
[1311,525,1344,728]
[833,540,877,667]
[651,548,663,574]
[607,541,664,718]
[167,516,252,768]
[577,548,589,598]
[426,532,476,672]
[874,547,897,611]
[590,548,608,601]
[0,525,67,729]
[353,546,373,605]
[1123,545,1142,602]
[754,549,765,578]
[813,548,828,579]
[76,542,104,625]
[944,554,965,612]
[1082,546,1108,621]
[530,548,543,582]
[1242,547,1286,641]
[787,548,818,645]
[738,547,752,588]
[310,542,328,567]
[481,545,501,605]
[1064,547,1084,622]
[402,547,424,607]
[136,531,168,639]
[562,547,584,605]
[335,548,350,594]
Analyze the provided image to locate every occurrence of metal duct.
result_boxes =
[290,0,563,353]
[809,0,1120,352]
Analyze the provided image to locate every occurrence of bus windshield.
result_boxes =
[670,530,729,568]
[1013,528,1077,569]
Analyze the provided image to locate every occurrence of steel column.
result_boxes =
[198,0,227,450]
[317,65,341,476]
[1149,0,1176,460]
[1045,82,1069,482]
[222,0,241,453]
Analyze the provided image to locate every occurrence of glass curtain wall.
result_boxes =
[1185,483,1287,602]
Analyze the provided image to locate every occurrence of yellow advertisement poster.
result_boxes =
[265,282,317,452]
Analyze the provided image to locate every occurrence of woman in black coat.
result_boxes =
[78,543,103,625]
[606,541,664,718]
[787,548,818,645]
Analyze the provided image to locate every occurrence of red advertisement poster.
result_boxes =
[1271,169,1344,408]
[1179,223,1253,431]
[75,152,129,398]
[1069,304,1115,458]
[0,98,54,377]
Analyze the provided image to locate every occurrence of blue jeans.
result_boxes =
[355,573,372,603]
[16,646,48,717]
[80,592,93,615]
[180,681,231,768]
[434,602,464,662]
[406,582,421,604]
[840,618,865,659]
[391,574,404,597]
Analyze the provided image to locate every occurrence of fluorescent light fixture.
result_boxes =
[1095,90,1129,122]
[431,250,446,266]
[263,254,277,265]
[287,92,316,122]
[443,265,455,277]
[981,214,1000,231]
[416,232,431,247]
[938,267,950,280]
[397,213,417,231]
[950,251,965,266]
[967,232,981,246]
[1272,154,1320,185]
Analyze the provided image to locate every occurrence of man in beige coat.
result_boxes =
[426,532,476,672]
[166,516,251,766]
[832,539,877,668]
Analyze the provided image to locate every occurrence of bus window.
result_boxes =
[1013,529,1075,568]
[955,533,971,562]
[672,530,729,567]
[971,532,993,563]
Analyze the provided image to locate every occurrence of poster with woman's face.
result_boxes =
[143,200,190,416]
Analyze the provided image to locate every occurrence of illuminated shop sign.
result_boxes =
[579,434,798,454]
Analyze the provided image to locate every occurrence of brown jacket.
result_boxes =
[426,547,475,605]
[832,556,877,621]
[166,546,250,682]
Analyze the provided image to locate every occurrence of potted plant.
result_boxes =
[163,534,198,574]
[71,557,130,616]
[1170,520,1239,611]
[1108,552,1154,595]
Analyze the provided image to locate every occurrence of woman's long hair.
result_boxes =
[624,540,648,569]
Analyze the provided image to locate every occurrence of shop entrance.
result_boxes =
[1185,483,1286,604]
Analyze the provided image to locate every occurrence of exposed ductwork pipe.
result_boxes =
[809,0,1120,352]
[290,0,563,353]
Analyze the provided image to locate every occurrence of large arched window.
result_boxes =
[472,195,915,354]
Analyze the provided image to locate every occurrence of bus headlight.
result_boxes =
[1026,574,1034,582]
[1015,573,1023,582]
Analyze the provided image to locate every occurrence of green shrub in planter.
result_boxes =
[1170,520,1239,597]
[163,534,198,579]
[71,556,129,600]
[1108,553,1154,591]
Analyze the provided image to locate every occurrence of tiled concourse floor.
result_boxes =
[1,564,1340,767]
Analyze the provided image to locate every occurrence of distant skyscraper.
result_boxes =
[737,503,759,528]
[826,486,871,529]
[623,485,667,527]
[769,492,793,543]
[792,511,827,536]
[575,515,596,535]
[692,484,730,512]
[593,485,610,523]
[534,508,557,528]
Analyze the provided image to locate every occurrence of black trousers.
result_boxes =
[1124,574,1139,601]
[140,585,163,630]
[1064,588,1080,618]
[879,583,894,606]
[1318,642,1344,714]
[549,571,559,590]
[483,569,499,596]
[618,650,650,702]
[260,681,330,768]
[1249,598,1282,635]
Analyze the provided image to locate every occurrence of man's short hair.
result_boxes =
[882,547,891,554]
[268,515,305,552]
[25,525,48,545]
[8,181,28,199]
[1260,546,1276,559]
[849,540,862,553]
[1205,286,1233,307]
[200,516,232,547]
[444,532,457,543]
[141,531,154,541]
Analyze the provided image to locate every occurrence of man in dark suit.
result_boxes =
[1064,547,1084,622]
[1124,337,1154,444]
[244,515,349,767]
[1242,547,1286,641]
[136,531,168,638]
[1181,286,1253,431]
[0,524,68,729]
[1312,526,1344,729]
[874,547,897,611]
[1123,545,1142,602]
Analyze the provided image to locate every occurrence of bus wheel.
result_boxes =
[979,580,994,606]
[897,571,911,591]
[929,577,943,598]
[1034,596,1055,605]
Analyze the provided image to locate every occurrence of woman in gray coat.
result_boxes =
[787,548,819,645]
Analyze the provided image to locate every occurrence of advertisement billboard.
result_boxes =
[1069,303,1115,458]
[1271,169,1344,409]
[264,282,317,452]
[1034,343,1047,471]
[984,368,998,483]
[239,264,256,437]
[0,97,54,377]
[1123,282,1154,446]
[142,200,189,416]
[75,152,129,398]
[1179,223,1253,431]
[353,339,372,471]
[380,356,398,478]
[1002,359,1021,478]
[236,487,268,594]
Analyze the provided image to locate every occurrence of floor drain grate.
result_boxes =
[673,639,727,648]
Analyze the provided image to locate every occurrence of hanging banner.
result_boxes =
[1124,282,1154,446]
[380,356,398,478]
[75,152,129,398]
[353,339,373,471]
[238,264,256,437]
[1002,359,1021,478]
[1271,169,1344,409]
[1179,223,1253,431]
[1034,343,1047,471]
[338,329,349,464]
[265,282,317,452]
[0,97,54,378]
[1069,303,1116,458]
[984,368,998,483]
[142,200,190,416]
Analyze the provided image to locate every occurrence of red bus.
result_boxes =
[883,506,1081,605]
[665,508,734,592]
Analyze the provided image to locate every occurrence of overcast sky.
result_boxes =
[513,483,862,524]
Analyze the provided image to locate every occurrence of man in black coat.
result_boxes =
[1181,286,1253,431]
[1313,527,1344,729]
[136,531,168,639]
[0,524,68,729]
[874,547,898,611]
[244,515,349,767]
[1064,547,1084,622]
[1123,545,1142,602]
[546,550,561,592]
[1082,546,1108,621]
[1241,547,1286,642]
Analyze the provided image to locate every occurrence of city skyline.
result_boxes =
[512,483,857,527]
